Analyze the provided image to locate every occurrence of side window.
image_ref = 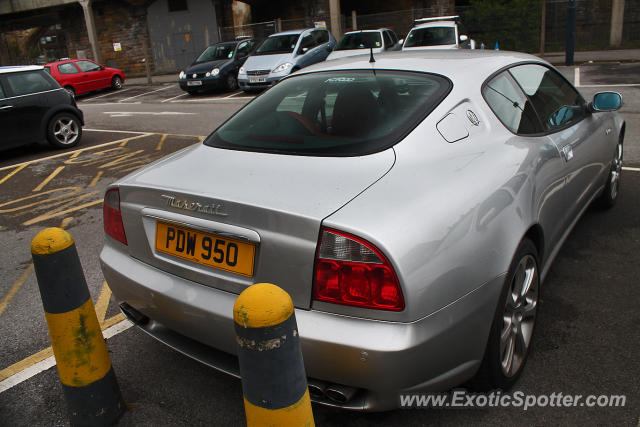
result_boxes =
[0,81,5,99]
[5,71,57,96]
[58,63,79,74]
[299,33,316,51]
[389,30,398,44]
[76,60,101,72]
[509,64,586,131]
[237,41,249,57]
[382,31,393,49]
[482,71,542,135]
[314,30,329,44]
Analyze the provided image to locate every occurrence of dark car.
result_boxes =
[179,38,257,94]
[0,65,84,150]
[44,58,125,97]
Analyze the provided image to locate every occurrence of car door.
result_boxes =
[75,60,108,91]
[56,62,86,93]
[295,31,318,68]
[509,64,610,223]
[482,69,569,255]
[311,29,333,61]
[0,70,55,149]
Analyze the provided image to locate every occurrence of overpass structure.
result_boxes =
[1,0,104,63]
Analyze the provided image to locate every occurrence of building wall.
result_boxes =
[147,0,219,73]
[64,1,153,75]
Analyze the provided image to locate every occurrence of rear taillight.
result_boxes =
[313,228,404,311]
[104,188,127,245]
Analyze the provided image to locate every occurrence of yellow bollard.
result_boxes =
[233,283,314,427]
[31,227,124,426]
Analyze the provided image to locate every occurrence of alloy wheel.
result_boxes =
[500,254,538,377]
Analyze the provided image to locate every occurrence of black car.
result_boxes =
[178,38,256,94]
[0,65,84,150]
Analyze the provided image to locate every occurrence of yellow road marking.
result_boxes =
[23,199,103,226]
[0,164,27,185]
[0,264,33,318]
[69,151,81,159]
[32,166,65,192]
[0,217,73,318]
[88,171,104,187]
[0,133,153,172]
[0,346,53,382]
[95,281,112,326]
[0,313,126,382]
[119,139,129,147]
[156,133,168,151]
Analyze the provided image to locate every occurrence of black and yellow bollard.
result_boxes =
[233,283,314,427]
[31,227,124,426]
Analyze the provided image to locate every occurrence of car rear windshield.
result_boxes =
[206,70,451,156]
[405,27,456,47]
[255,34,300,54]
[336,32,383,50]
[196,43,236,62]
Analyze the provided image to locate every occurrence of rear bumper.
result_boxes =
[100,242,503,411]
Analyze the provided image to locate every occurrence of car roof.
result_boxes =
[411,20,458,30]
[269,28,313,36]
[343,29,388,35]
[297,50,546,83]
[0,65,44,74]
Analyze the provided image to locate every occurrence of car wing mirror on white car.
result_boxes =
[460,35,469,42]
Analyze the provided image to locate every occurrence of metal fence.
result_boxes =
[218,1,639,54]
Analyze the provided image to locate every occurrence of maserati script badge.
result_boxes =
[161,194,228,217]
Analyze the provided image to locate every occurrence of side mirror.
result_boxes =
[590,92,622,112]
[460,35,469,42]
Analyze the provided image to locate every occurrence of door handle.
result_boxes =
[562,145,574,161]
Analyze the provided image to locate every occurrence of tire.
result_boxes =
[225,73,238,91]
[473,238,539,391]
[64,86,75,98]
[47,113,82,148]
[598,135,623,209]
[111,75,123,90]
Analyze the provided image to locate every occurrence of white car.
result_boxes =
[327,28,401,60]
[403,16,475,50]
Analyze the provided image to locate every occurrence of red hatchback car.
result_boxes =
[45,58,125,96]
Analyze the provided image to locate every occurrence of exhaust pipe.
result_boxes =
[325,383,358,404]
[307,379,327,398]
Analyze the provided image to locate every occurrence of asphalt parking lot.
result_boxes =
[1,62,639,426]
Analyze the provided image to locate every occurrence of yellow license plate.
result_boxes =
[155,222,255,276]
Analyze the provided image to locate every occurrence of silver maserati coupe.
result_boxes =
[101,50,624,410]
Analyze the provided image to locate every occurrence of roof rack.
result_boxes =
[414,15,459,24]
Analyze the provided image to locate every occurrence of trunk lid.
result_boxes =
[117,143,394,308]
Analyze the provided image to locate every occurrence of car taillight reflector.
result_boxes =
[104,188,127,245]
[313,228,404,311]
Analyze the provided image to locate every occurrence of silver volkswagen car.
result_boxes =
[101,50,624,410]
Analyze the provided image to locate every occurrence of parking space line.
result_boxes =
[0,164,27,185]
[0,264,33,318]
[578,83,640,88]
[224,90,243,98]
[162,92,188,103]
[88,171,103,187]
[32,166,65,192]
[85,87,135,100]
[0,315,132,393]
[23,199,102,226]
[83,128,148,134]
[119,84,175,102]
[575,67,581,87]
[95,281,112,326]
[0,133,152,172]
[156,133,168,151]
[623,166,640,172]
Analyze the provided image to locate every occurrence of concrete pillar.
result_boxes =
[78,0,100,63]
[351,10,356,31]
[329,0,341,41]
[609,0,624,47]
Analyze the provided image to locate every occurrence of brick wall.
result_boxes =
[65,1,153,75]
